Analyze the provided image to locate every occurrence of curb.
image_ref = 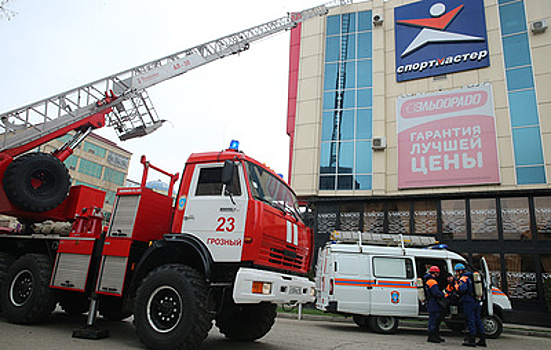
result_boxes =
[276,312,551,339]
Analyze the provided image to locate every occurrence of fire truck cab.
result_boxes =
[315,231,513,339]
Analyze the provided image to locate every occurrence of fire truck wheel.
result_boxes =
[99,296,132,321]
[3,153,71,213]
[0,252,15,313]
[482,314,503,339]
[59,294,90,315]
[215,302,277,341]
[353,315,370,331]
[134,264,213,350]
[0,254,57,324]
[369,315,399,334]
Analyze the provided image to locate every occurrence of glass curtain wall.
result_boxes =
[498,0,546,184]
[320,11,373,190]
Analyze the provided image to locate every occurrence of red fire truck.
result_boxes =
[0,144,315,349]
[0,1,352,349]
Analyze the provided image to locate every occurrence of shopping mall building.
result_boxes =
[287,0,551,325]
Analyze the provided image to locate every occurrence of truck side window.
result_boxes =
[373,257,414,279]
[196,167,223,196]
[196,167,242,196]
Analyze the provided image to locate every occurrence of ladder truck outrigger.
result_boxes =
[0,1,351,349]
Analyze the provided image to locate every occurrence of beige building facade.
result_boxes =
[287,0,551,325]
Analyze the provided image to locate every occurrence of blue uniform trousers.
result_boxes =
[463,301,485,336]
[428,310,441,333]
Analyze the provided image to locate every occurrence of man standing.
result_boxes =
[424,266,445,343]
[455,263,486,347]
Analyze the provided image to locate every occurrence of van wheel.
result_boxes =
[353,315,370,331]
[369,316,399,334]
[482,315,503,339]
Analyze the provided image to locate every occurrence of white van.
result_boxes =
[315,231,513,338]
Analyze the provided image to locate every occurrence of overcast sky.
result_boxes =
[0,0,345,183]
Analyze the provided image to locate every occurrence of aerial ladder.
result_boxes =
[0,0,351,219]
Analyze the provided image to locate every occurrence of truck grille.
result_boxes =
[260,235,308,272]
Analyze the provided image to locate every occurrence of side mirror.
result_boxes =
[222,160,235,186]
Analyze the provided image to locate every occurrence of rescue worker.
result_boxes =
[455,263,486,347]
[444,272,458,314]
[424,266,445,343]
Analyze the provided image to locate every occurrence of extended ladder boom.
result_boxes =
[0,0,350,156]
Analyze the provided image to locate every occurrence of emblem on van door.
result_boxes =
[391,290,400,304]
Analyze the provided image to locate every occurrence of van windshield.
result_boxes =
[245,161,302,223]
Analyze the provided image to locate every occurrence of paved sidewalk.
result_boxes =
[277,312,551,338]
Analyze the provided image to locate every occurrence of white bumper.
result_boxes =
[233,267,315,304]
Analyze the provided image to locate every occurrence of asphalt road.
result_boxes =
[0,311,550,349]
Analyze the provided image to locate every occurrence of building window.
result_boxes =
[320,11,372,191]
[82,141,107,158]
[103,167,125,186]
[64,155,79,170]
[363,202,384,234]
[501,197,531,240]
[104,191,117,205]
[472,253,502,290]
[441,199,467,240]
[534,197,551,240]
[78,159,103,179]
[505,254,537,300]
[413,200,437,235]
[470,198,498,240]
[387,201,410,235]
[339,203,362,231]
[498,0,545,184]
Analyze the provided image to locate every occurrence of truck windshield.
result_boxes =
[246,161,302,223]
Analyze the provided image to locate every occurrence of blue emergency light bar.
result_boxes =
[425,244,448,250]
[229,139,240,151]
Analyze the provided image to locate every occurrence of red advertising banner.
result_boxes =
[397,85,500,189]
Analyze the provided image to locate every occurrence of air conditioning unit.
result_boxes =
[372,137,386,150]
[372,14,384,26]
[531,20,548,34]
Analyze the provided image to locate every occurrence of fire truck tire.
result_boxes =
[482,314,503,339]
[369,316,399,334]
[59,294,90,315]
[215,302,277,341]
[99,296,132,321]
[352,315,370,331]
[0,252,15,313]
[0,254,57,324]
[3,153,70,213]
[134,264,213,350]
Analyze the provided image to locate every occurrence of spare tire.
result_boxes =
[3,153,71,212]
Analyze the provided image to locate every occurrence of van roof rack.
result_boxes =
[330,231,437,248]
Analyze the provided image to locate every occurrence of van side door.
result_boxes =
[370,256,417,317]
[332,253,372,316]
